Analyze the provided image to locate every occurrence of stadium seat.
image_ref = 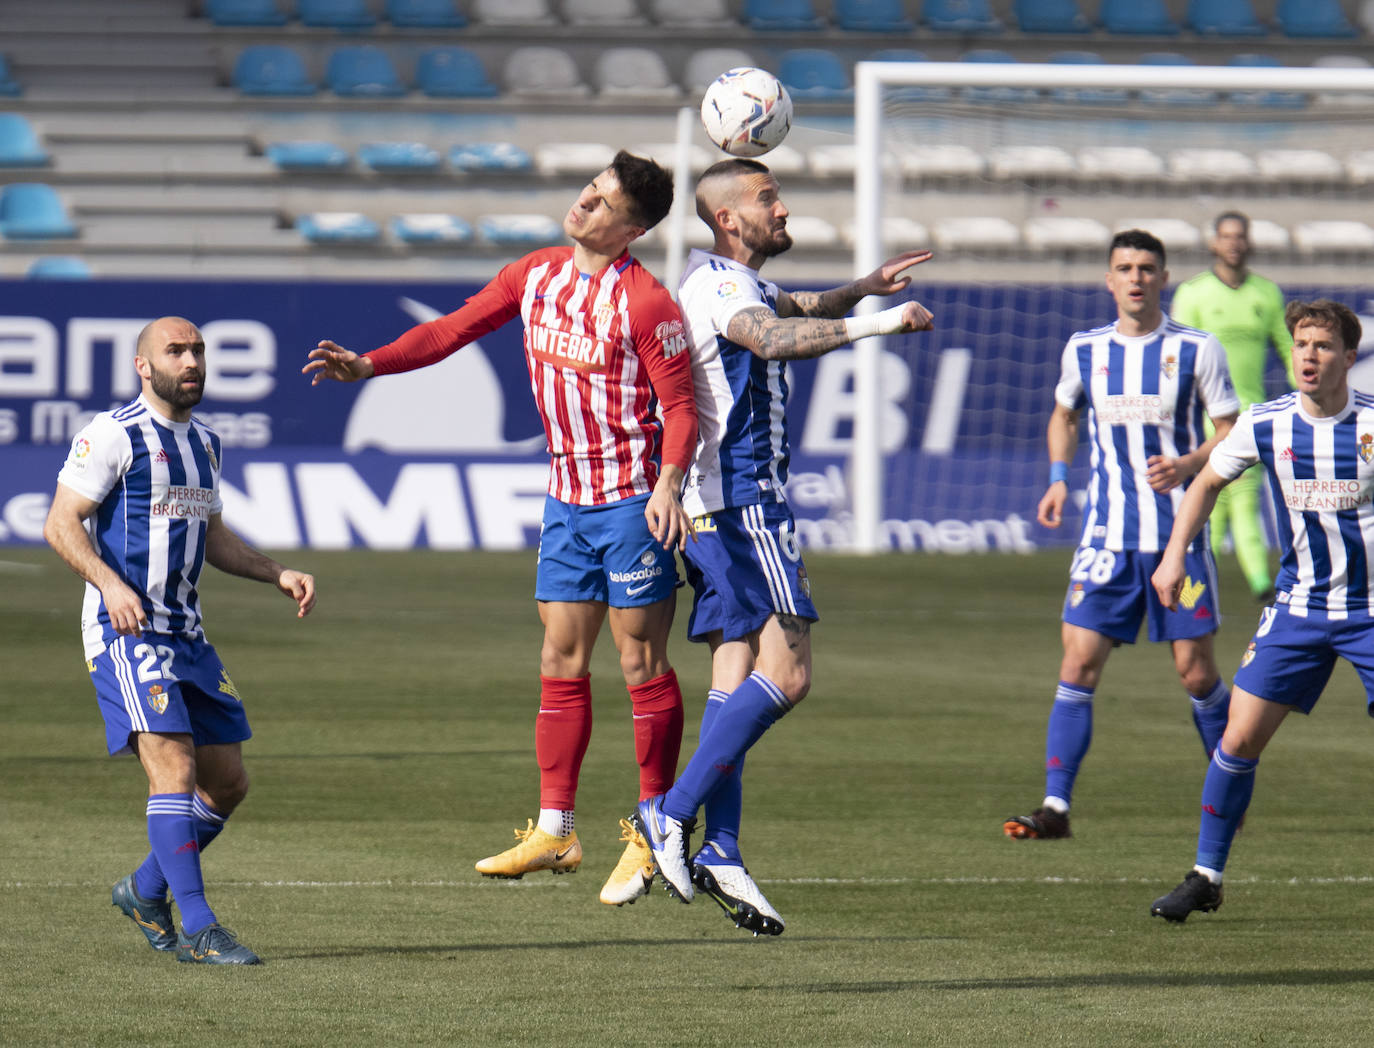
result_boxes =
[1278,0,1356,36]
[1186,0,1265,35]
[386,0,469,26]
[1114,217,1201,250]
[1228,54,1306,108]
[504,47,591,97]
[207,0,288,25]
[0,55,20,97]
[807,144,900,179]
[327,46,406,97]
[783,215,840,249]
[265,140,352,170]
[901,144,985,178]
[650,0,736,26]
[989,145,1076,180]
[1255,148,1344,182]
[0,115,50,167]
[1023,216,1111,251]
[685,49,758,92]
[635,142,716,173]
[931,217,1020,251]
[1015,0,1090,33]
[26,255,92,279]
[595,47,680,99]
[1167,147,1257,181]
[922,0,1002,31]
[840,215,931,251]
[233,46,317,96]
[834,0,913,31]
[448,142,534,172]
[1047,51,1129,104]
[416,47,499,98]
[1138,53,1214,106]
[1344,150,1374,183]
[1312,54,1371,106]
[868,49,954,102]
[1099,0,1178,34]
[358,142,442,171]
[478,213,564,246]
[778,49,853,102]
[565,0,649,24]
[961,49,1036,104]
[473,0,557,24]
[297,211,381,243]
[749,142,807,175]
[1244,218,1290,251]
[0,183,78,239]
[1076,145,1166,179]
[1291,219,1374,253]
[536,142,616,177]
[299,0,378,27]
[391,213,474,243]
[744,0,825,29]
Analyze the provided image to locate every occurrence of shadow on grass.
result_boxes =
[734,969,1374,993]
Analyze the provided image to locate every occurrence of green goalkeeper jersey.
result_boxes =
[1170,269,1293,409]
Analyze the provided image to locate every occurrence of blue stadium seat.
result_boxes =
[297,211,381,243]
[0,55,22,96]
[449,142,534,172]
[386,0,469,26]
[743,0,825,29]
[206,0,288,25]
[391,214,475,243]
[265,141,352,170]
[0,115,50,166]
[358,142,443,171]
[1186,0,1265,35]
[478,213,563,246]
[233,46,317,96]
[1047,51,1128,104]
[26,256,92,279]
[1099,0,1178,34]
[0,183,78,239]
[834,0,913,31]
[868,49,954,101]
[1138,52,1215,105]
[961,49,1037,103]
[299,0,378,27]
[416,47,498,98]
[1277,0,1356,36]
[1229,54,1306,107]
[922,0,1002,32]
[1015,0,1090,32]
[777,49,854,101]
[326,46,406,97]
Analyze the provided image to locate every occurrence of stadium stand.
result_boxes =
[390,213,475,242]
[648,0,736,26]
[385,0,469,27]
[503,47,592,97]
[233,45,317,95]
[473,0,558,25]
[1138,52,1216,105]
[297,211,382,242]
[1099,0,1180,34]
[921,0,1003,31]
[0,56,20,97]
[448,142,533,172]
[298,0,379,29]
[477,213,563,245]
[1115,217,1202,249]
[206,0,289,25]
[1186,0,1267,36]
[743,0,827,30]
[594,48,681,99]
[833,0,914,32]
[1014,0,1091,33]
[326,46,407,97]
[565,0,651,25]
[1046,51,1130,104]
[536,142,616,177]
[357,142,443,171]
[265,140,352,170]
[1076,145,1167,179]
[1254,148,1345,182]
[416,46,499,98]
[1291,219,1374,253]
[988,145,1077,180]
[685,49,758,91]
[1023,216,1112,251]
[961,49,1037,104]
[0,115,51,167]
[1227,53,1308,107]
[931,216,1020,251]
[777,49,854,102]
[25,255,92,278]
[1276,0,1357,36]
[0,184,78,239]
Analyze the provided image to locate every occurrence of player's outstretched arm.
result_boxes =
[783,250,933,319]
[44,484,149,637]
[303,340,375,385]
[204,514,317,618]
[645,465,694,551]
[726,301,934,362]
[1152,462,1229,609]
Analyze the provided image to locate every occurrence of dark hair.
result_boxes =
[1109,228,1166,267]
[700,157,771,181]
[1285,299,1363,351]
[610,150,674,230]
[1213,211,1249,236]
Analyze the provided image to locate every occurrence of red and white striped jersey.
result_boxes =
[366,247,697,505]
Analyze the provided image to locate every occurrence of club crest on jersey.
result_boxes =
[1068,583,1085,608]
[217,669,240,701]
[1161,355,1178,379]
[1360,433,1374,464]
[595,301,615,328]
[1240,641,1257,668]
[146,684,169,715]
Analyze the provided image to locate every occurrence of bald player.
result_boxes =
[632,157,935,934]
[44,316,317,965]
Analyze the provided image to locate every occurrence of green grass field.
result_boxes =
[4,546,1374,1047]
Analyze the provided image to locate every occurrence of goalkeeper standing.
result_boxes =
[1171,212,1293,603]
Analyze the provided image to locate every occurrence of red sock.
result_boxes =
[629,670,685,800]
[536,676,593,811]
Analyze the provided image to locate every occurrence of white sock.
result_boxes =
[538,809,574,837]
[1193,864,1223,884]
[1042,796,1069,815]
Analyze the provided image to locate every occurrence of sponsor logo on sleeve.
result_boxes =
[655,319,686,359]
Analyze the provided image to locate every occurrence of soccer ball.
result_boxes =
[700,67,793,158]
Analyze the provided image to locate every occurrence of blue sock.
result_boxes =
[1189,679,1231,759]
[145,793,216,934]
[1195,746,1258,874]
[699,689,744,863]
[1044,682,1094,809]
[134,794,228,901]
[663,672,792,824]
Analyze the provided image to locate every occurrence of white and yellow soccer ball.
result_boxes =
[700,66,793,158]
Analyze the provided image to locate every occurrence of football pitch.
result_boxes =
[4,546,1374,1047]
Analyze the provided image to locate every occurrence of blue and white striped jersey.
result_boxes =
[56,395,224,658]
[1055,318,1239,552]
[1212,390,1374,618]
[677,248,789,516]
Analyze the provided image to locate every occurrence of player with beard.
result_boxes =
[44,316,317,965]
[633,157,935,934]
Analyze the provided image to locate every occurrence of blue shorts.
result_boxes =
[1061,546,1220,644]
[681,502,819,644]
[535,494,679,607]
[1233,604,1374,715]
[89,634,251,757]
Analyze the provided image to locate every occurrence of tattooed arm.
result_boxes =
[778,249,933,319]
[725,301,934,361]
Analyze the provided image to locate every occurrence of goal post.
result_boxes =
[850,60,1374,554]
